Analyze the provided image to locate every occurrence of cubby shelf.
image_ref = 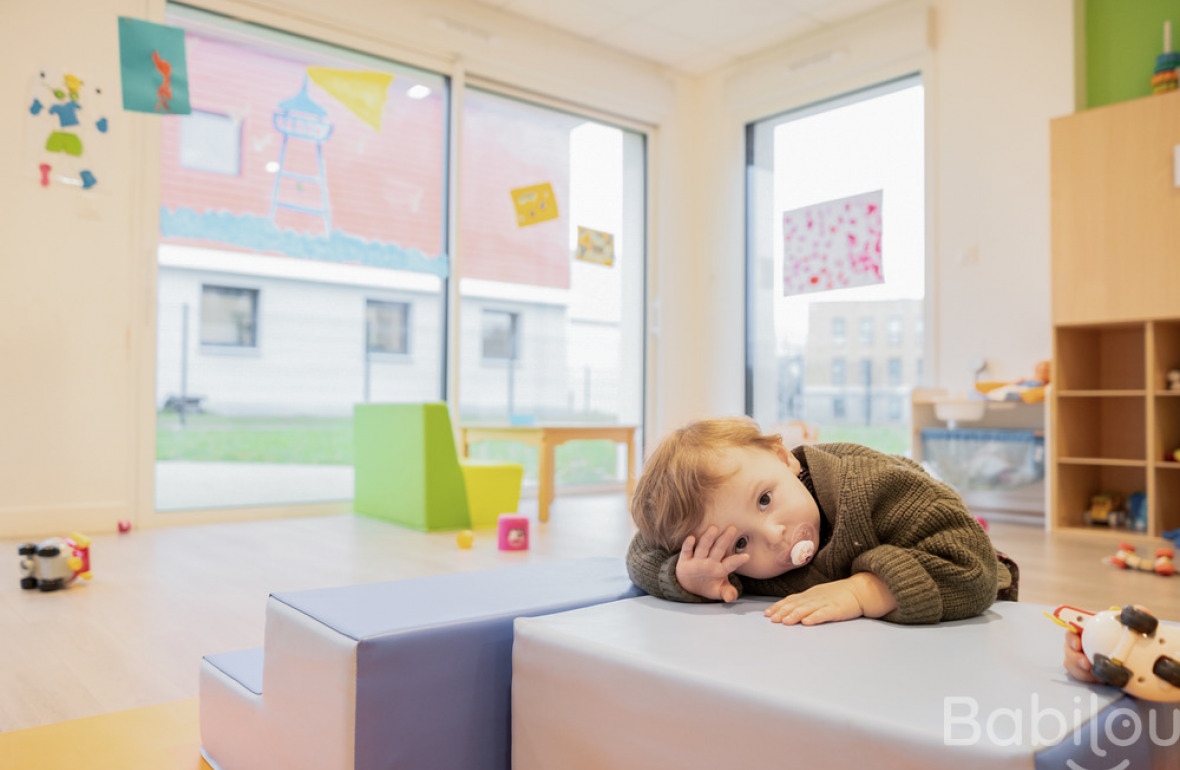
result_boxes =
[1049,320,1180,537]
[1050,94,1180,539]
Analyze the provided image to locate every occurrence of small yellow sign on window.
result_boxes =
[575,226,614,267]
[510,182,559,226]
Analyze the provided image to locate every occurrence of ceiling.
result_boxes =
[470,0,901,75]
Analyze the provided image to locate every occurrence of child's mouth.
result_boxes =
[779,524,817,568]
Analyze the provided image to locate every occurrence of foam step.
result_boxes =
[200,558,642,770]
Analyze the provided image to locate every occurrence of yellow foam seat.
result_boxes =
[461,460,524,529]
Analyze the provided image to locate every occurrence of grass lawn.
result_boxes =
[156,412,353,465]
[815,425,911,456]
[157,412,621,484]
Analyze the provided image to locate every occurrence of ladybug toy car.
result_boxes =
[1049,604,1180,702]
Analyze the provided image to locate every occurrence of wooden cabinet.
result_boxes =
[1049,93,1180,538]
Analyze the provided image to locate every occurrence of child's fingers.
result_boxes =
[765,597,801,623]
[770,601,813,625]
[680,535,696,559]
[709,526,738,560]
[720,552,750,574]
[693,526,719,558]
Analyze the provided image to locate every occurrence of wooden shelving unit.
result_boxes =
[1050,92,1180,538]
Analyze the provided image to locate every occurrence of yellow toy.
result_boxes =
[975,359,1050,403]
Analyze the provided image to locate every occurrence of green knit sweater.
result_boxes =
[626,442,1008,624]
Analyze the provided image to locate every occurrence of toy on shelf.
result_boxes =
[1047,604,1180,701]
[1084,491,1128,528]
[497,513,528,551]
[1106,542,1176,576]
[1153,22,1180,94]
[455,530,475,549]
[1167,368,1180,391]
[974,359,1050,403]
[18,532,92,591]
[1128,491,1148,532]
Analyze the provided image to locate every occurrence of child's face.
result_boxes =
[694,443,820,579]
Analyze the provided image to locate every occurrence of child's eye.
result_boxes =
[734,536,748,553]
[758,492,772,510]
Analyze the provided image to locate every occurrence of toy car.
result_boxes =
[1050,604,1180,701]
[17,534,92,591]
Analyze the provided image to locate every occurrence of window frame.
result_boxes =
[178,109,243,177]
[742,72,931,450]
[198,284,260,350]
[831,357,846,386]
[365,298,412,358]
[831,317,846,347]
[480,308,520,363]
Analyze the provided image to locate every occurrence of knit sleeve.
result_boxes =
[854,493,999,624]
[625,532,738,603]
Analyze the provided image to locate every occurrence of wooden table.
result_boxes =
[460,424,637,522]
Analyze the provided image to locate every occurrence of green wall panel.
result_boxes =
[1087,0,1180,108]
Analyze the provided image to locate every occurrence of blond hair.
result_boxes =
[630,417,783,552]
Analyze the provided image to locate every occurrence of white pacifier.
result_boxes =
[790,540,815,566]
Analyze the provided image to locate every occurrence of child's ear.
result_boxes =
[774,442,802,474]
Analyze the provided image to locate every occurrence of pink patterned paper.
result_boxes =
[782,190,883,296]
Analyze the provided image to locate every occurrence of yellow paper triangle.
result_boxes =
[306,67,394,131]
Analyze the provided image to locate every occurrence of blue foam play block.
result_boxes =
[206,558,643,770]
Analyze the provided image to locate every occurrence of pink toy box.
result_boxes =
[498,514,529,551]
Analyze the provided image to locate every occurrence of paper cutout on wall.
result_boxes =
[510,183,559,226]
[781,190,883,296]
[575,226,615,266]
[27,69,111,191]
[306,67,393,131]
[118,17,191,114]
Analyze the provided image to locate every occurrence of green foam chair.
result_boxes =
[353,403,523,531]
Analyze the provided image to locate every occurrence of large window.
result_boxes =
[746,77,925,453]
[457,88,646,486]
[156,5,448,511]
[155,6,646,511]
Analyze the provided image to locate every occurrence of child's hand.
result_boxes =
[675,525,749,602]
[765,573,897,626]
[765,581,863,625]
[1063,631,1099,683]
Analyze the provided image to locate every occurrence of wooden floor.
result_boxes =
[3,495,1180,735]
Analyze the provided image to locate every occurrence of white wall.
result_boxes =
[929,0,1073,395]
[0,0,1077,537]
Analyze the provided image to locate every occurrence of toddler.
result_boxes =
[627,417,1018,625]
